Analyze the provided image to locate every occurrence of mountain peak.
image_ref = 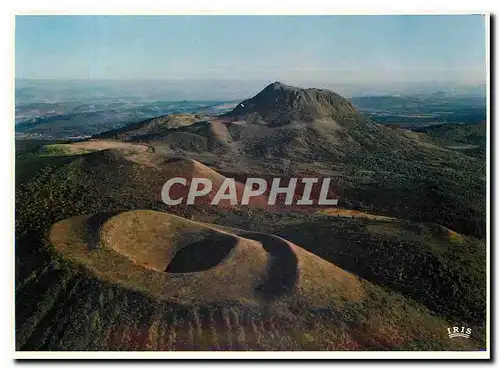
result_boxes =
[226,82,360,126]
[265,81,295,90]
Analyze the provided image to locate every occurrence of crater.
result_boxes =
[165,234,238,273]
[49,210,365,305]
[98,210,239,273]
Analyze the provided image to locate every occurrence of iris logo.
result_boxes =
[447,326,472,339]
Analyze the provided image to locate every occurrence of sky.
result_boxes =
[15,15,487,87]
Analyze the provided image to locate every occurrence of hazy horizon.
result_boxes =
[15,77,486,103]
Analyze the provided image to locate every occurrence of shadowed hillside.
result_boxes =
[197,206,486,329]
[89,83,486,238]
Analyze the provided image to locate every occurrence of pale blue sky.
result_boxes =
[15,15,486,85]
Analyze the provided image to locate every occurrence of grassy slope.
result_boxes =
[17,260,480,351]
[200,207,486,330]
[15,148,486,350]
[92,107,486,240]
